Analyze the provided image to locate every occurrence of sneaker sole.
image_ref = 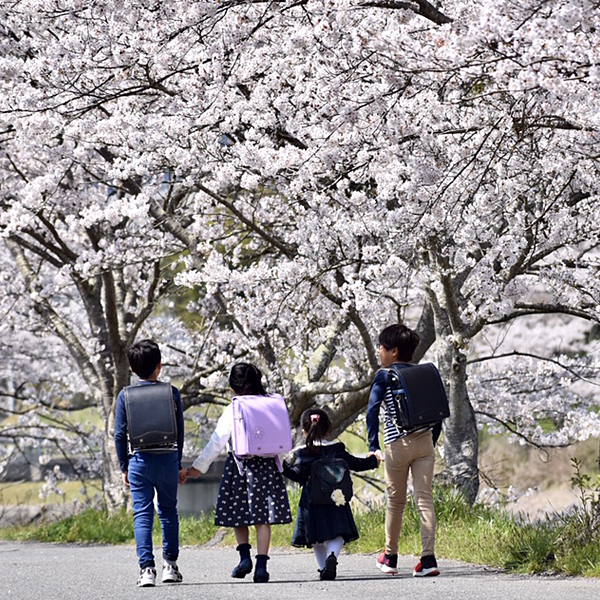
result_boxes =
[413,568,440,577]
[162,577,183,583]
[376,560,398,575]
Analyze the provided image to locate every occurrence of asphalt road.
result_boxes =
[1,541,598,600]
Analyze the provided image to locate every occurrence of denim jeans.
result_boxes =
[128,451,179,568]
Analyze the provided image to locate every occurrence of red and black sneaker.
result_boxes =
[376,552,398,575]
[413,555,440,577]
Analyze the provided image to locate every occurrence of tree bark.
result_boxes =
[438,343,479,503]
[102,416,129,511]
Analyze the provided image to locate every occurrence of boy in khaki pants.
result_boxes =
[366,324,442,577]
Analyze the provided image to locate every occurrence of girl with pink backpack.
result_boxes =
[186,363,292,583]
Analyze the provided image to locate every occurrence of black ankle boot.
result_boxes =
[253,554,270,583]
[231,543,253,578]
[319,552,337,580]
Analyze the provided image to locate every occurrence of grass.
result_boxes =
[0,479,102,505]
[1,507,135,544]
[1,507,220,546]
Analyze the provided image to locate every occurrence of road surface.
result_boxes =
[1,542,598,600]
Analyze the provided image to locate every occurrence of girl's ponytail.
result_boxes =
[301,408,332,452]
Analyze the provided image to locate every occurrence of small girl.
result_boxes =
[282,408,379,580]
[186,363,292,583]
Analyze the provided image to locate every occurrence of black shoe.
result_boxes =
[231,543,253,578]
[232,557,253,578]
[253,568,270,583]
[319,552,337,580]
[253,554,270,583]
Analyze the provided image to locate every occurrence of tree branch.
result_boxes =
[475,410,570,449]
[467,350,600,386]
[197,183,297,259]
[488,302,600,325]
[360,0,453,25]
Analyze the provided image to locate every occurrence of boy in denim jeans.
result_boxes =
[114,339,186,587]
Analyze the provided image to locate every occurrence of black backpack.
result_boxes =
[308,455,353,506]
[386,363,450,431]
[124,382,178,451]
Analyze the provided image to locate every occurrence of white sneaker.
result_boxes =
[162,562,183,583]
[137,567,157,587]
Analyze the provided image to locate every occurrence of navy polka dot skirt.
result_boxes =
[215,453,292,527]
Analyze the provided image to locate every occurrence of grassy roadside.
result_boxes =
[0,480,102,505]
[2,483,599,577]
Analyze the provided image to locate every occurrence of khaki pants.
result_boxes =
[384,428,436,557]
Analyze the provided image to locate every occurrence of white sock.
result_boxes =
[313,543,328,569]
[325,536,345,558]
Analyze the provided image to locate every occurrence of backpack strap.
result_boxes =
[380,366,419,436]
[380,367,404,435]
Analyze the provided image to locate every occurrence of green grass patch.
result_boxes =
[0,480,102,505]
[179,511,220,546]
[350,484,600,577]
[1,507,134,544]
[1,507,218,546]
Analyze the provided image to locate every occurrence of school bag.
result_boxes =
[386,363,450,431]
[231,394,293,463]
[308,455,353,506]
[124,382,178,450]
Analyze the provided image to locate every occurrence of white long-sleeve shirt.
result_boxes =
[191,403,233,474]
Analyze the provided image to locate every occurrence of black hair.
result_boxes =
[378,324,420,362]
[229,362,267,396]
[301,408,332,452]
[128,339,161,379]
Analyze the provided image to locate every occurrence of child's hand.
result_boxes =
[368,449,384,466]
[186,466,201,479]
[178,469,188,485]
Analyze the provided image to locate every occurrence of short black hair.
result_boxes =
[378,324,420,362]
[229,362,267,396]
[128,339,161,379]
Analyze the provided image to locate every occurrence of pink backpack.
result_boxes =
[231,394,293,471]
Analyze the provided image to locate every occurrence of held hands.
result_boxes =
[367,449,385,467]
[125,468,195,487]
[186,466,202,480]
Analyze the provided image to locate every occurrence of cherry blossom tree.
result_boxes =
[2,0,600,506]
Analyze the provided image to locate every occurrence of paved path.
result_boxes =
[1,541,598,600]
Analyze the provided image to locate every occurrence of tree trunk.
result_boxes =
[438,344,479,503]
[98,348,131,512]
[102,417,129,511]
